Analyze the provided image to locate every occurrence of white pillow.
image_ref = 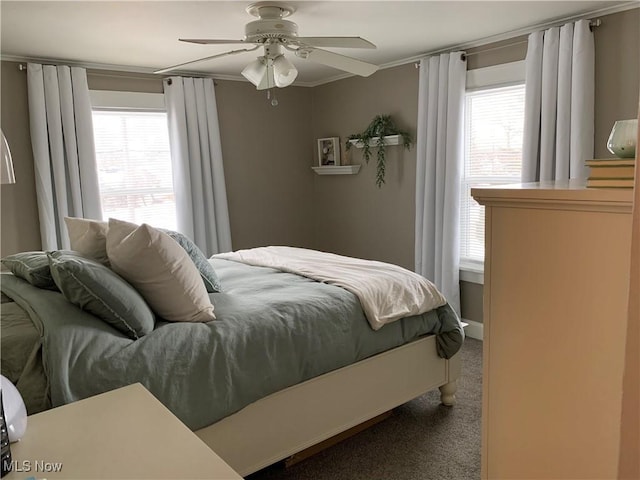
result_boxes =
[106,218,215,323]
[64,217,109,265]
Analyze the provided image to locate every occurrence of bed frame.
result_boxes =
[196,333,461,476]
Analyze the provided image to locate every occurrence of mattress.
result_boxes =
[1,258,463,430]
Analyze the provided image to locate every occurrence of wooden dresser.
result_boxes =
[472,181,633,480]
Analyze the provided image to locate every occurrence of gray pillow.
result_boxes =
[1,251,58,290]
[48,250,155,339]
[160,229,222,293]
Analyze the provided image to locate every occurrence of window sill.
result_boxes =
[460,261,484,285]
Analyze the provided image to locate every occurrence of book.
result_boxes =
[587,164,635,179]
[586,178,635,188]
[585,158,635,167]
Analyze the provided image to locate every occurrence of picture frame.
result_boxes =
[317,137,340,167]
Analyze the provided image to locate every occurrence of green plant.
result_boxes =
[346,114,412,188]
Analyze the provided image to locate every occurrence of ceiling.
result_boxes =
[0,1,634,86]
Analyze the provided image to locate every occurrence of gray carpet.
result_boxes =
[248,338,482,480]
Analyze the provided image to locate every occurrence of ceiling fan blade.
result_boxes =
[179,38,249,45]
[154,46,259,74]
[300,48,379,77]
[293,37,376,49]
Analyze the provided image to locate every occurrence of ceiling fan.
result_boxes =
[155,2,379,89]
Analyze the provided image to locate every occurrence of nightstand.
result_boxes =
[4,383,243,479]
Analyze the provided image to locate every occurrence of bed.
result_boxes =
[1,244,464,477]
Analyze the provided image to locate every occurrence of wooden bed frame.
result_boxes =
[196,333,461,476]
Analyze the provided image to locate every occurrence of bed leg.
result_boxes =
[439,381,457,406]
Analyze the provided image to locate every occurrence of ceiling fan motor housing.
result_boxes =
[245,19,298,42]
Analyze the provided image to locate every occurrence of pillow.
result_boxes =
[160,229,222,293]
[48,250,155,339]
[64,217,109,265]
[106,218,216,323]
[1,251,57,290]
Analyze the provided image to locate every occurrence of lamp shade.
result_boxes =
[0,375,27,443]
[0,130,15,185]
[241,57,267,87]
[256,66,276,91]
[273,55,298,88]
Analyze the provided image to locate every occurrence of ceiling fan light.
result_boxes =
[256,65,276,90]
[273,54,298,88]
[241,57,267,87]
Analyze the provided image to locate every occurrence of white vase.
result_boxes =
[606,119,638,158]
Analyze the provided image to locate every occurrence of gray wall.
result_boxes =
[308,8,639,323]
[0,65,315,256]
[310,64,418,270]
[1,61,41,255]
[88,70,316,249]
[594,9,640,158]
[1,8,638,324]
[214,80,314,250]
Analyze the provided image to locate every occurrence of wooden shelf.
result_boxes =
[312,165,361,175]
[348,134,401,148]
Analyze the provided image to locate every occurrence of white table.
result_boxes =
[5,383,243,479]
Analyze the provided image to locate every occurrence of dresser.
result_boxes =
[472,181,633,480]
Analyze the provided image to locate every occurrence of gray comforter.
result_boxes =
[1,258,464,430]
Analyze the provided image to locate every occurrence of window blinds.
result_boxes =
[92,110,177,230]
[460,84,525,262]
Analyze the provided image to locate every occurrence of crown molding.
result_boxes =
[2,2,637,89]
[306,1,640,88]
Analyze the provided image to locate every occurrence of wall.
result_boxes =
[465,35,528,70]
[1,9,638,323]
[0,64,315,257]
[88,70,316,249]
[0,61,41,255]
[593,8,640,158]
[214,80,314,249]
[310,64,418,269]
[308,40,529,321]
[310,7,639,324]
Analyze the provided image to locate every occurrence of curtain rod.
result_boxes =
[463,19,601,60]
[413,18,601,66]
[461,40,528,61]
[17,63,162,81]
[17,63,220,85]
[16,17,605,74]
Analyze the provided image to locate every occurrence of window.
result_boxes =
[91,92,177,230]
[460,62,525,270]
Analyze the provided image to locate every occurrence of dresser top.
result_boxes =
[472,180,634,211]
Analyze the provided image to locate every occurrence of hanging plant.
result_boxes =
[346,114,412,188]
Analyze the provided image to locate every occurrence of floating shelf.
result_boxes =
[348,134,401,148]
[312,165,361,175]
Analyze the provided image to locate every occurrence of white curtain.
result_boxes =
[415,52,466,316]
[522,20,594,182]
[27,63,102,250]
[163,77,232,256]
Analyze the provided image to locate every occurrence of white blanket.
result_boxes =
[214,246,447,330]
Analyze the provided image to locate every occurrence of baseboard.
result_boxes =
[462,319,483,340]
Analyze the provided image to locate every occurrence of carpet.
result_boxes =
[248,337,482,480]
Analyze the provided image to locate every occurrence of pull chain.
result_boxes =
[267,89,279,107]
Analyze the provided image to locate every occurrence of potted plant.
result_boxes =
[346,114,413,187]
